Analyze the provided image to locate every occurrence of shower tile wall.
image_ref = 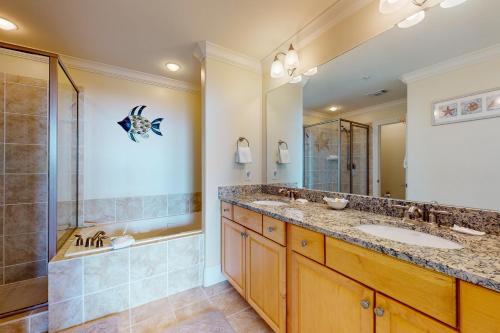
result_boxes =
[304,122,339,192]
[0,73,48,306]
[351,125,369,195]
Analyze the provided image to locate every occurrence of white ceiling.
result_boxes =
[303,0,500,114]
[0,0,341,84]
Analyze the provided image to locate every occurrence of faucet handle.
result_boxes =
[74,235,84,246]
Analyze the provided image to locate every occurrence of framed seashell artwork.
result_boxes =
[432,88,500,125]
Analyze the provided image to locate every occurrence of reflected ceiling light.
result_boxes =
[270,44,299,78]
[397,10,426,28]
[379,0,410,14]
[289,75,302,84]
[304,67,318,76]
[165,63,181,72]
[329,106,339,112]
[0,17,18,31]
[440,0,467,8]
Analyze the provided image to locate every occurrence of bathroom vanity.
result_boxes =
[219,187,500,333]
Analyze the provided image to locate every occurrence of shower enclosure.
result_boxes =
[0,42,80,316]
[304,119,369,195]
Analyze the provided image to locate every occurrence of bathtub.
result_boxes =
[64,212,202,257]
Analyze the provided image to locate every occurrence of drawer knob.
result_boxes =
[267,226,275,232]
[300,240,308,247]
[360,300,370,309]
[374,307,384,317]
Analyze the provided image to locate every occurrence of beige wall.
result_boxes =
[406,56,500,210]
[202,56,262,285]
[380,122,406,199]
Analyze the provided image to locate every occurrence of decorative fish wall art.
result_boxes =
[117,105,164,142]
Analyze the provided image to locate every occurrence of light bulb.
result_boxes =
[379,0,410,14]
[0,17,18,31]
[397,10,425,28]
[165,63,181,72]
[329,106,339,112]
[284,45,299,70]
[303,67,318,76]
[270,57,285,78]
[440,0,468,8]
[289,75,302,84]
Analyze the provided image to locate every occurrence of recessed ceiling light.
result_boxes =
[165,63,181,72]
[397,10,426,29]
[0,17,18,31]
[329,106,339,112]
[303,67,318,76]
[440,0,468,8]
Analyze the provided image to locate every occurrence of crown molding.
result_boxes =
[400,43,500,84]
[60,55,200,93]
[195,41,261,74]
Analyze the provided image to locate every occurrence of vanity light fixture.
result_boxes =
[0,17,18,31]
[303,67,318,76]
[165,63,181,72]
[379,0,411,14]
[397,10,426,28]
[440,0,468,8]
[289,75,302,84]
[270,44,300,78]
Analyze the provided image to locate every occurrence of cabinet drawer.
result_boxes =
[289,225,324,264]
[263,216,286,246]
[233,206,263,234]
[460,281,500,333]
[325,237,457,327]
[221,201,233,220]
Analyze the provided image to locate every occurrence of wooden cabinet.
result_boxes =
[289,224,325,264]
[246,229,286,333]
[375,294,458,333]
[290,251,374,333]
[460,281,500,333]
[234,205,263,233]
[221,217,246,297]
[263,216,286,246]
[221,201,233,220]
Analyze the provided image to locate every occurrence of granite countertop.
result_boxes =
[220,193,500,292]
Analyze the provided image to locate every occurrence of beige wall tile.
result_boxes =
[84,250,129,293]
[5,74,47,88]
[167,194,190,216]
[57,201,77,229]
[84,284,129,322]
[143,195,167,219]
[130,274,168,308]
[30,311,49,333]
[168,235,201,272]
[4,260,47,283]
[5,83,47,116]
[0,318,29,333]
[5,174,48,204]
[168,264,202,296]
[4,203,47,235]
[4,232,47,265]
[0,144,4,175]
[116,197,143,222]
[84,198,115,223]
[49,297,83,332]
[48,258,83,303]
[5,144,47,174]
[5,114,47,145]
[130,242,167,281]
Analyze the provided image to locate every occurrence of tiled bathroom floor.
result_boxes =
[60,281,273,333]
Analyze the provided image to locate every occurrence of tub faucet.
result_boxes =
[91,231,106,246]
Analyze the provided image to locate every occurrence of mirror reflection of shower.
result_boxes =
[304,119,369,195]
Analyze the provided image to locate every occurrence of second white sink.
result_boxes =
[356,224,463,249]
[252,200,288,207]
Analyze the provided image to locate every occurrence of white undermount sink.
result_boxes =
[355,224,463,249]
[252,200,288,207]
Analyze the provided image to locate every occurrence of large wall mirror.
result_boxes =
[265,0,500,211]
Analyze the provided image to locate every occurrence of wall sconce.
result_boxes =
[270,44,300,78]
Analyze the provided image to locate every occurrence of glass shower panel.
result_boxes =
[304,120,339,191]
[56,64,78,250]
[351,124,369,195]
[0,47,50,315]
[340,120,351,193]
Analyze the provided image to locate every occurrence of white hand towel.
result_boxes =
[236,146,252,164]
[278,148,290,164]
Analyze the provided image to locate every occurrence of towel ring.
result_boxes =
[237,137,250,148]
[278,140,288,150]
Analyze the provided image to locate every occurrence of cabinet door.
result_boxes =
[221,217,246,297]
[460,281,500,333]
[246,229,286,333]
[290,251,374,333]
[375,294,458,333]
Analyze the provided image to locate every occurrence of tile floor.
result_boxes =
[59,281,273,333]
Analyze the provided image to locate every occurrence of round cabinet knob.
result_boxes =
[223,208,230,212]
[300,240,308,247]
[267,227,275,232]
[360,300,370,309]
[374,307,385,317]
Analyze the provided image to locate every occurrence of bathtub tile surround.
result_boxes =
[48,233,204,331]
[0,306,48,333]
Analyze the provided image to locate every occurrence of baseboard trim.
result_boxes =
[203,265,226,287]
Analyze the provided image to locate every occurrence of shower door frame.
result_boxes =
[0,41,79,316]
